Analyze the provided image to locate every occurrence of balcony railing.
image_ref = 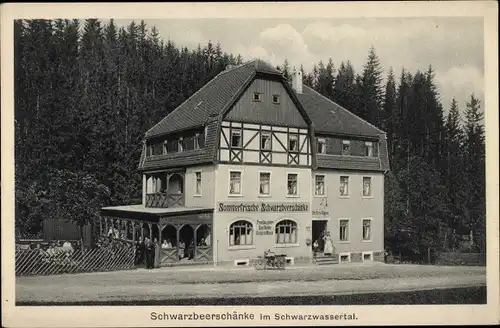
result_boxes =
[146,192,185,208]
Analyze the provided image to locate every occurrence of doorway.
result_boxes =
[312,220,328,252]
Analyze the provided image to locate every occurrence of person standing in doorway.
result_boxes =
[323,231,334,256]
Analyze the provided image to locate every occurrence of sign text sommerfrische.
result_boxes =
[217,202,309,213]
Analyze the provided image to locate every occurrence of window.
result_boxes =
[362,219,371,241]
[342,140,350,155]
[231,129,242,148]
[287,173,298,196]
[229,171,242,195]
[317,138,326,154]
[363,252,373,261]
[194,134,200,149]
[315,175,325,196]
[275,220,297,244]
[148,145,153,156]
[195,172,202,196]
[166,139,179,153]
[253,92,262,102]
[340,176,349,196]
[364,141,373,157]
[363,177,372,197]
[260,132,272,150]
[229,220,253,246]
[288,134,299,152]
[259,172,271,196]
[272,94,280,104]
[182,136,195,151]
[340,253,350,263]
[163,141,168,154]
[339,219,349,241]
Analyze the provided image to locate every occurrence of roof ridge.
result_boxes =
[145,68,233,137]
[303,85,386,135]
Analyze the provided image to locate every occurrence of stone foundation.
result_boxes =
[373,251,385,262]
[350,252,362,263]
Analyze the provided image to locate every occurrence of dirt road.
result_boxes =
[16,263,486,303]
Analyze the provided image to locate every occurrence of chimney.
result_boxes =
[291,67,303,94]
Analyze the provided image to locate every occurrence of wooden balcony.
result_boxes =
[146,192,185,208]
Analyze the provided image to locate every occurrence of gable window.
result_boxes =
[342,140,350,155]
[317,138,326,154]
[253,92,262,102]
[272,94,280,104]
[261,132,272,150]
[287,173,298,196]
[365,141,373,156]
[288,134,299,152]
[259,172,271,196]
[340,176,349,196]
[315,175,326,196]
[275,220,297,244]
[363,177,372,197]
[195,172,202,196]
[231,129,242,148]
[339,219,349,241]
[229,171,242,195]
[229,220,253,246]
[362,219,371,241]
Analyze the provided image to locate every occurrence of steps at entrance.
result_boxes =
[314,254,339,265]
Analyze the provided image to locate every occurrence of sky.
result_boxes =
[115,17,484,116]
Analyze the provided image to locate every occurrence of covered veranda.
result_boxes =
[99,205,214,266]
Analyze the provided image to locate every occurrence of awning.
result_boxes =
[100,204,213,224]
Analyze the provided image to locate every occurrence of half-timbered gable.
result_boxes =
[218,121,312,167]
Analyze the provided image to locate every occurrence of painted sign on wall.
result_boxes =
[256,220,274,236]
[312,210,329,217]
[217,202,309,213]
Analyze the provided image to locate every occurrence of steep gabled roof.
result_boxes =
[139,58,389,172]
[297,85,385,137]
[145,59,281,139]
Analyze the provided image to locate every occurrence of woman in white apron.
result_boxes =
[323,231,334,256]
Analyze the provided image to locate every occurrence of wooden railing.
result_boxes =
[146,193,185,208]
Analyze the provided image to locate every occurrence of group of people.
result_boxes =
[313,231,334,256]
[134,237,157,269]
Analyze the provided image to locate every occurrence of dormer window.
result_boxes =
[342,140,350,156]
[272,94,280,104]
[231,129,242,148]
[365,141,373,157]
[253,92,262,102]
[317,138,326,154]
[178,138,184,152]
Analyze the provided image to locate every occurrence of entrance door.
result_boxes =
[312,220,328,252]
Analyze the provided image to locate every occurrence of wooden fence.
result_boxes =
[15,246,136,276]
[434,251,486,266]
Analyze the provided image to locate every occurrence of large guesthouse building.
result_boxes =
[100,59,390,267]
